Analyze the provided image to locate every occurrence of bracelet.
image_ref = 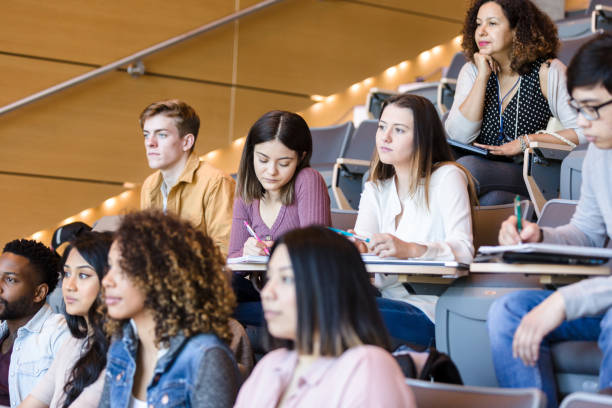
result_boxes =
[518,135,527,152]
[536,130,577,148]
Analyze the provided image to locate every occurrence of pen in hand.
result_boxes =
[328,227,371,243]
[243,221,270,256]
[514,195,523,244]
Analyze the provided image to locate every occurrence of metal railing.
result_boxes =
[0,0,285,117]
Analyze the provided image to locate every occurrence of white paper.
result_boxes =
[227,255,269,264]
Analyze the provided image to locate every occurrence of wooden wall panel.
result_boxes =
[0,174,124,246]
[0,1,237,63]
[236,0,462,95]
[351,0,469,22]
[0,68,233,183]
[138,24,235,84]
[0,55,92,105]
[232,87,311,140]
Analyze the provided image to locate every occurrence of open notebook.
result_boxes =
[227,255,268,264]
[227,254,467,268]
[361,254,468,268]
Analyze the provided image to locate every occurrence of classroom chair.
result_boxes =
[330,209,358,231]
[537,199,577,227]
[472,200,534,251]
[559,391,612,408]
[560,145,588,200]
[330,119,377,210]
[436,51,466,115]
[310,122,354,208]
[406,378,546,408]
[436,199,575,387]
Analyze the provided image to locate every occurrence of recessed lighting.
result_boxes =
[310,95,325,102]
[385,66,398,76]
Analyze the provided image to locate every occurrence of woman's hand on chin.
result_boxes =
[473,52,499,77]
[474,139,522,156]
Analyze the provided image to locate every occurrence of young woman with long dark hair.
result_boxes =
[235,227,415,407]
[19,231,112,407]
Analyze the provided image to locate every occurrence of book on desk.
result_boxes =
[360,254,468,268]
[477,243,612,266]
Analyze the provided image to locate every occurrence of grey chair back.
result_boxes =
[398,82,439,107]
[343,119,377,171]
[560,391,612,408]
[446,51,467,80]
[587,0,612,15]
[559,32,600,65]
[561,149,587,200]
[537,199,578,228]
[310,122,354,168]
[406,378,546,408]
[330,209,358,231]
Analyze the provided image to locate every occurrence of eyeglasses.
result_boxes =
[569,98,612,121]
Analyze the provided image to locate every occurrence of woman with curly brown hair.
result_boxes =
[445,0,585,205]
[99,211,239,408]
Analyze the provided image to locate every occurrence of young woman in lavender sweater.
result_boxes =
[229,111,331,314]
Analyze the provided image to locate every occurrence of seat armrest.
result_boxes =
[437,78,457,115]
[528,142,572,162]
[331,158,370,210]
[336,157,370,167]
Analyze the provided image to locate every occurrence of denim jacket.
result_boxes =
[99,322,239,408]
[0,303,69,407]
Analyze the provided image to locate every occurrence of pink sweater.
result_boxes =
[234,345,416,408]
[228,167,331,258]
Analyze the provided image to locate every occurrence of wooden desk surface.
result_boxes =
[228,262,467,279]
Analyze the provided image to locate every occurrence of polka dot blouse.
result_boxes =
[478,58,553,146]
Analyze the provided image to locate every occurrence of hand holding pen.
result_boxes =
[498,198,542,245]
[514,196,523,244]
[243,221,271,256]
[328,227,370,253]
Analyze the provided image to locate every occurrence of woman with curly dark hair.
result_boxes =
[445,0,585,205]
[19,231,112,408]
[99,210,239,408]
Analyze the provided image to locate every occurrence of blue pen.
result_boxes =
[328,227,370,243]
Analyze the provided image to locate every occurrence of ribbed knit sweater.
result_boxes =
[228,167,331,258]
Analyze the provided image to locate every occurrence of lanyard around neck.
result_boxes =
[496,75,522,141]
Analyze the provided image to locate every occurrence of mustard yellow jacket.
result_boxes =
[140,153,235,256]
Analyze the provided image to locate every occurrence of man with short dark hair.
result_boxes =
[139,99,235,255]
[488,33,612,408]
[0,239,69,406]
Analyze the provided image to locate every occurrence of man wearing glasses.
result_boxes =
[487,33,612,407]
